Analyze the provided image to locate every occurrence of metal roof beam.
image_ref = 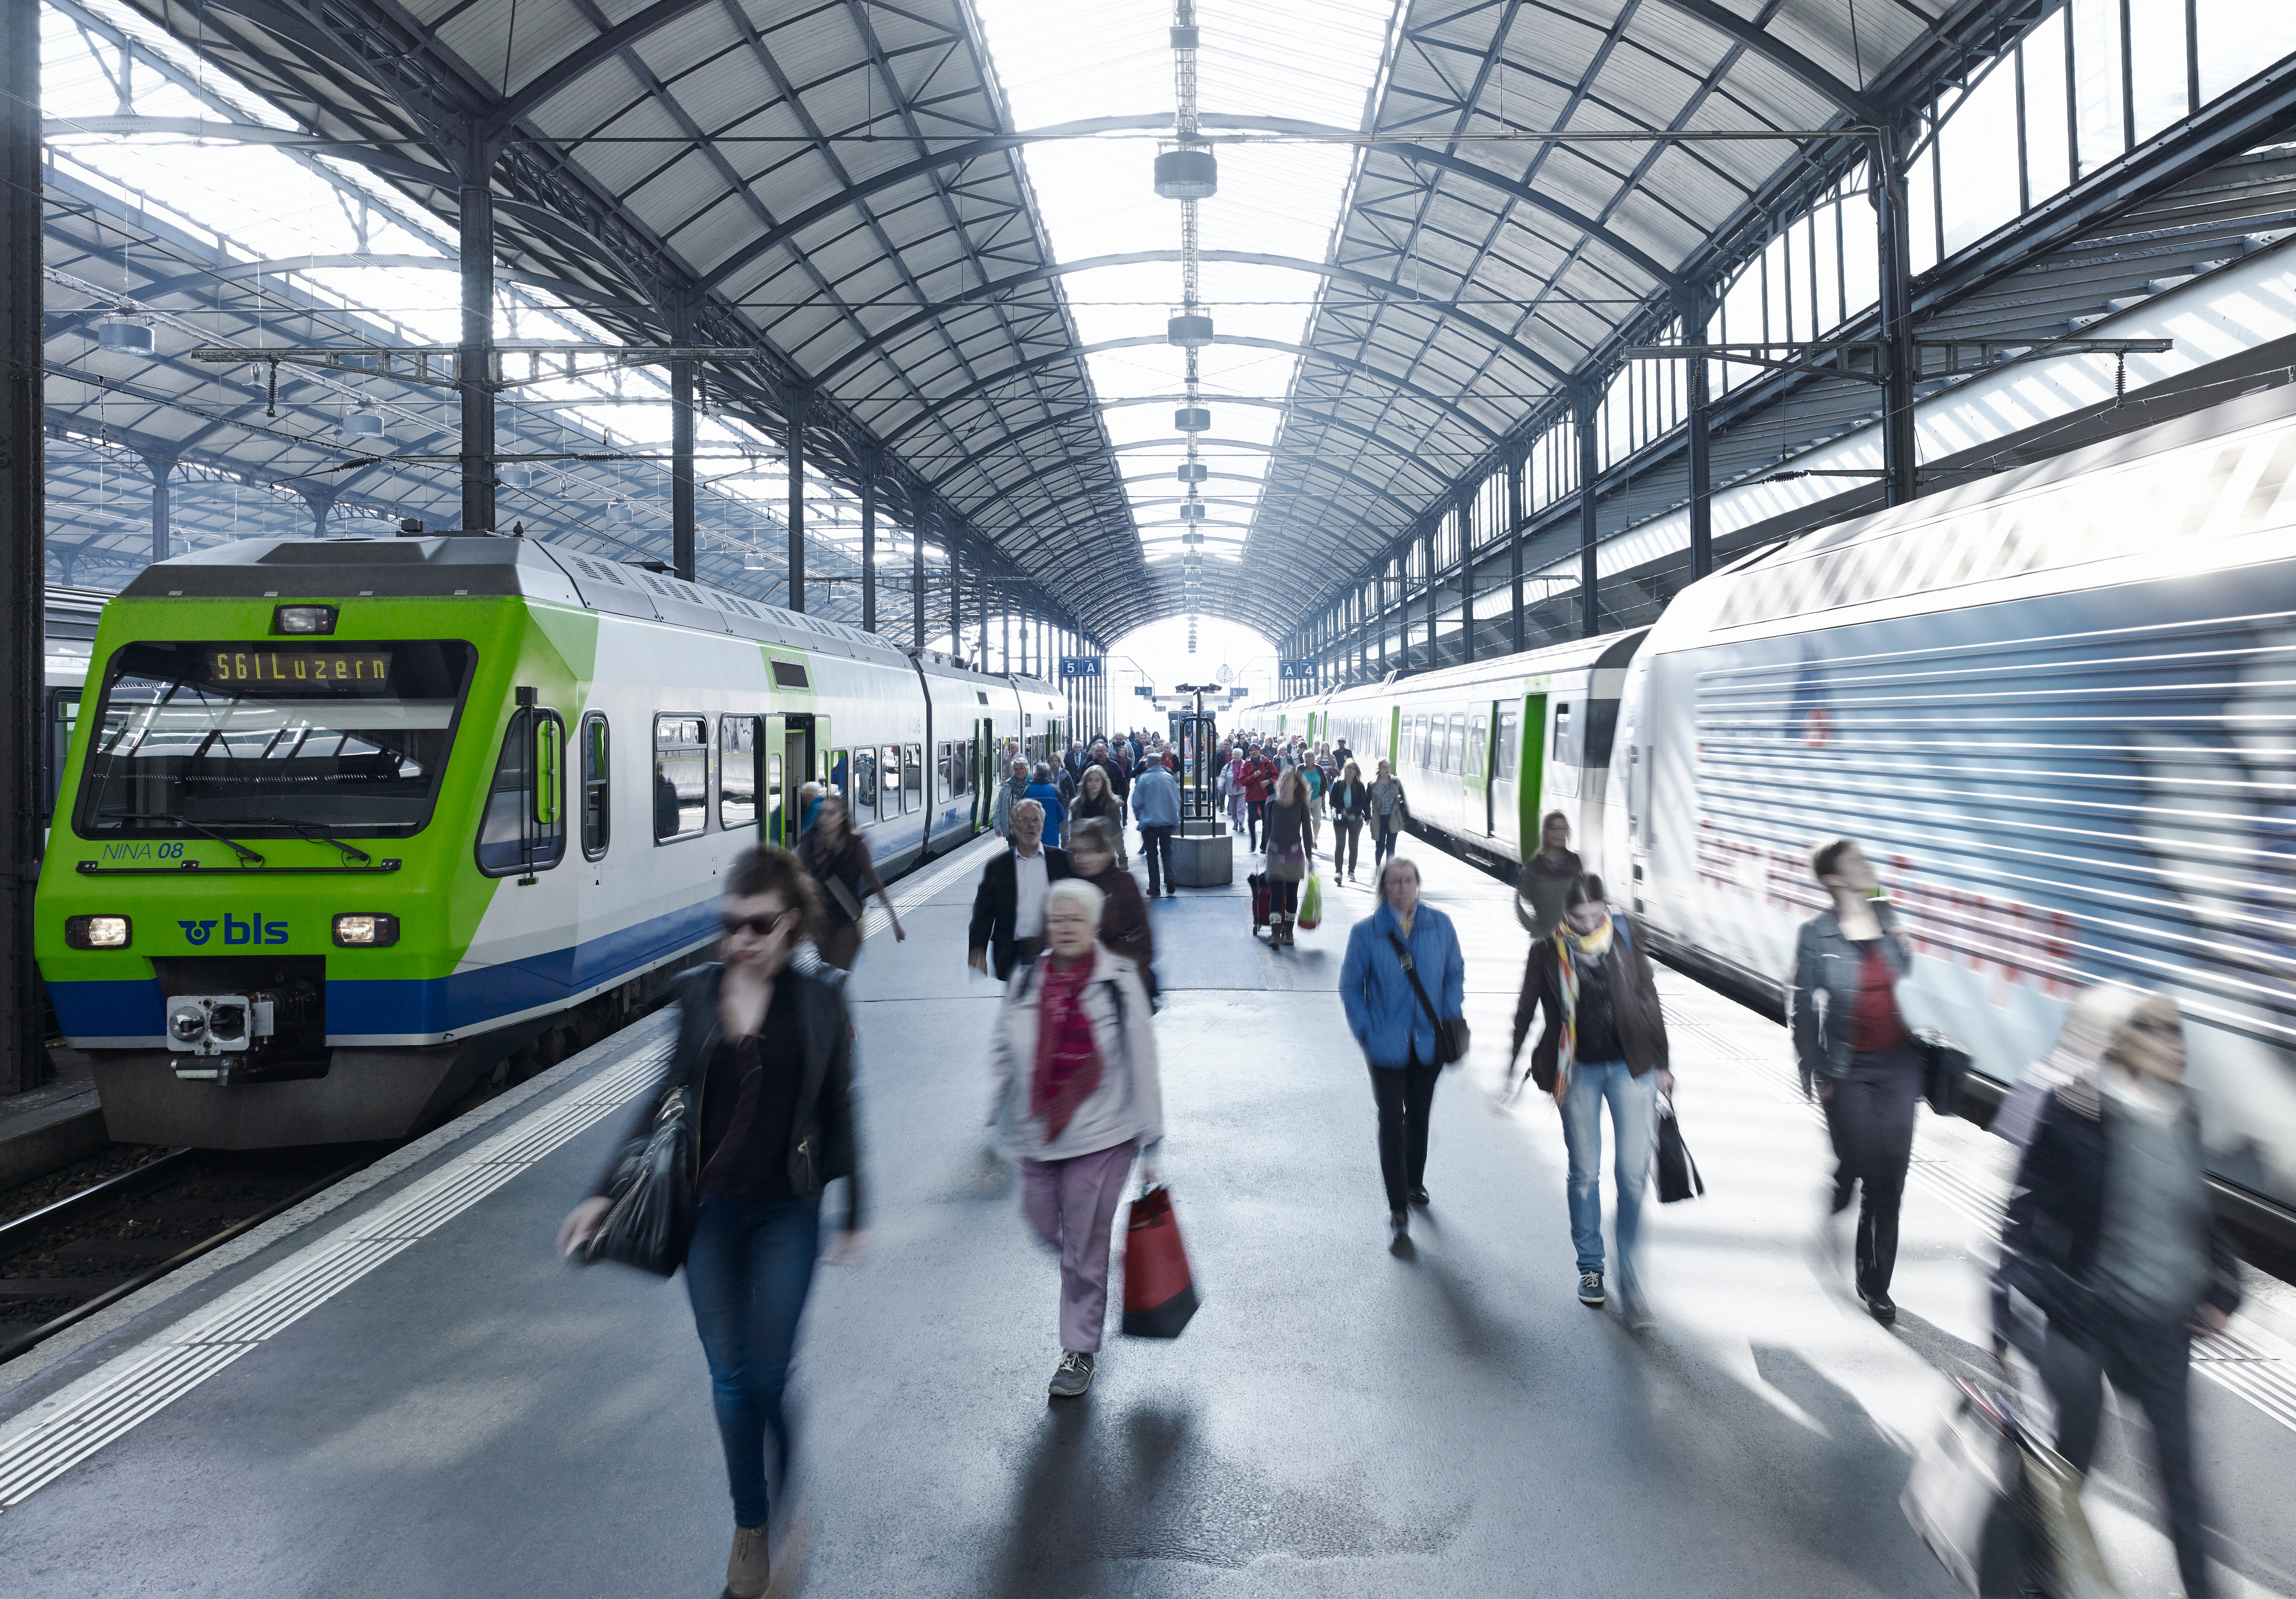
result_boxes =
[1641,0,1885,124]
[813,249,1571,388]
[881,333,1504,448]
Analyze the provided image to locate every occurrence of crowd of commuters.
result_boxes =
[558,723,2239,1599]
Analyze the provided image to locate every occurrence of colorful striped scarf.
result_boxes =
[1550,915,1615,1103]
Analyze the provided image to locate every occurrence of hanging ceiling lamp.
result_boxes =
[1174,406,1210,433]
[498,464,532,488]
[341,405,386,439]
[606,499,633,526]
[95,315,154,355]
[1179,500,1206,521]
[1152,148,1217,200]
[1176,462,1208,482]
[1167,313,1214,347]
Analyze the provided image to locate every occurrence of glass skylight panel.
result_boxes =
[971,0,1396,561]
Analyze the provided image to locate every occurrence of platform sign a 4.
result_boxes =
[1277,659,1318,680]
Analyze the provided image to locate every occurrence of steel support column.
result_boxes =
[670,301,695,581]
[145,453,174,563]
[1459,497,1475,666]
[946,521,959,658]
[859,463,876,635]
[458,124,497,536]
[785,391,807,611]
[911,507,926,647]
[1577,386,1601,638]
[1507,444,1526,652]
[1683,294,1713,577]
[1422,529,1437,669]
[1877,126,1919,507]
[2,0,45,1094]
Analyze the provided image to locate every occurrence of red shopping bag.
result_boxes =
[1120,1184,1201,1338]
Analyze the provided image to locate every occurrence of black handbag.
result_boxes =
[1919,1029,1972,1118]
[1654,1092,1705,1203]
[1386,931,1470,1065]
[582,1075,700,1276]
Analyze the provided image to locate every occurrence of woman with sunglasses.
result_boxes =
[557,846,865,1599]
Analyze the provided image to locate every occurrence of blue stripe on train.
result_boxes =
[45,896,720,1042]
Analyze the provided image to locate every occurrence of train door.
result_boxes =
[1387,704,1401,769]
[1516,693,1549,850]
[1465,704,1493,836]
[976,718,997,831]
[1489,702,1521,849]
[747,713,814,848]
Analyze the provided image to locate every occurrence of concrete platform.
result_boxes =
[0,1053,107,1190]
[2,829,2292,1597]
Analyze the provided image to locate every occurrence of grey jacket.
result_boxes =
[991,775,1029,836]
[1790,904,1914,1089]
[985,944,1164,1161]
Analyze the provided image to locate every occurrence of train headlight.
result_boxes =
[65,914,131,949]
[273,604,338,635]
[332,913,399,947]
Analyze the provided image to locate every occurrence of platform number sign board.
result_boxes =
[1277,660,1318,681]
[1060,656,1103,680]
[1134,685,1156,696]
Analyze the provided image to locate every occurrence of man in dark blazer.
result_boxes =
[967,799,1072,980]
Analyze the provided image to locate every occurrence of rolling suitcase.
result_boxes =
[1248,870,1271,937]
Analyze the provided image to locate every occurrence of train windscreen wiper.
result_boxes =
[97,811,267,866]
[277,821,372,863]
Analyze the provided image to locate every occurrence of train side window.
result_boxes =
[1466,714,1486,778]
[45,690,80,818]
[937,744,955,803]
[903,745,923,813]
[1448,713,1467,773]
[718,717,759,830]
[825,748,848,802]
[881,745,901,817]
[654,714,709,842]
[1413,715,1431,769]
[852,747,877,820]
[1494,711,1518,780]
[477,707,567,876]
[579,711,610,860]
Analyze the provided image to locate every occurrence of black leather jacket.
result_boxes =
[596,962,863,1230]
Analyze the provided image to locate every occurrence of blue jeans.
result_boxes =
[684,1196,822,1528]
[1559,1061,1656,1295]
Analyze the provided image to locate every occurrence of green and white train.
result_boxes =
[36,536,1061,1149]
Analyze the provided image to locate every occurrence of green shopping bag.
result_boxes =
[1297,873,1324,931]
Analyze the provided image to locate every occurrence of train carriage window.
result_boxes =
[852,747,878,820]
[881,745,901,817]
[826,748,847,802]
[937,744,955,804]
[1447,713,1467,773]
[718,717,759,829]
[654,715,709,842]
[1413,715,1431,769]
[1494,711,1519,780]
[903,745,923,813]
[1551,704,1578,799]
[477,707,567,875]
[579,711,610,860]
[45,690,80,818]
[1466,714,1487,779]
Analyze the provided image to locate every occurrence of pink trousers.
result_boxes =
[1018,1139,1139,1353]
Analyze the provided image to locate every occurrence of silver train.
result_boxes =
[1280,384,2296,1216]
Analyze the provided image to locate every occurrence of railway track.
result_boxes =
[0,1144,389,1364]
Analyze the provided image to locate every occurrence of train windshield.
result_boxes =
[74,640,477,837]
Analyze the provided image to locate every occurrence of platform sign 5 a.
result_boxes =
[1059,656,1103,679]
[1277,659,1318,680]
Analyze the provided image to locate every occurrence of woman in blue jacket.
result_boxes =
[1340,857,1466,1240]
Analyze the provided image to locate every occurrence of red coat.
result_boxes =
[1241,759,1277,803]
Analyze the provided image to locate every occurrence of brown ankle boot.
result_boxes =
[726,1523,770,1598]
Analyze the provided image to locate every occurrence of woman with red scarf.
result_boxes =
[984,878,1164,1397]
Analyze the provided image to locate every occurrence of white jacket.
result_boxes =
[986,944,1164,1161]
